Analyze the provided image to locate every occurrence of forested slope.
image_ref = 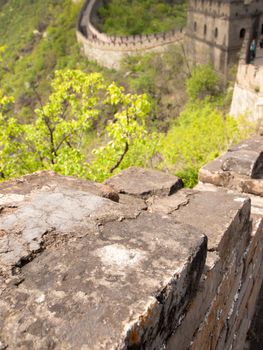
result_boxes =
[97,0,187,35]
[0,0,255,187]
[0,0,102,118]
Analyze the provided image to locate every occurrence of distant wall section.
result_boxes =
[76,0,184,69]
[230,32,263,121]
[186,0,263,76]
[230,64,263,121]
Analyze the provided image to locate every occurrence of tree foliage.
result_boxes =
[159,101,255,187]
[24,70,105,176]
[0,69,156,180]
[98,0,187,35]
[0,63,255,188]
[186,65,222,101]
[88,83,154,181]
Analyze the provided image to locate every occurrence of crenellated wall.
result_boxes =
[0,136,263,349]
[76,0,184,69]
[186,0,263,76]
[230,31,263,121]
[230,63,263,121]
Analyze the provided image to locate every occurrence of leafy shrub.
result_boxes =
[0,69,158,181]
[186,65,222,101]
[159,101,255,187]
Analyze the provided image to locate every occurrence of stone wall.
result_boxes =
[76,0,263,72]
[230,30,263,121]
[0,136,263,349]
[230,61,263,121]
[186,0,263,76]
[76,0,184,69]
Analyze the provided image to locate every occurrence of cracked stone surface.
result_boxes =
[226,137,263,178]
[0,176,140,280]
[168,190,251,259]
[104,166,183,198]
[0,163,260,350]
[0,170,207,350]
[199,136,263,195]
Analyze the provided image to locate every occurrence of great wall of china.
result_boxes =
[1,136,263,349]
[77,0,263,119]
[76,0,184,69]
[0,1,263,349]
[230,33,263,120]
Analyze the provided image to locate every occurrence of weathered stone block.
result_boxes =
[168,190,251,260]
[166,189,251,350]
[105,167,183,199]
[198,136,263,196]
[0,184,140,279]
[166,252,221,350]
[189,254,243,350]
[221,150,263,178]
[231,317,251,350]
[0,175,207,350]
[243,215,263,277]
[200,137,263,183]
[229,137,263,156]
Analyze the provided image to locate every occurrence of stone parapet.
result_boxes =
[230,31,263,120]
[76,0,184,69]
[0,136,263,349]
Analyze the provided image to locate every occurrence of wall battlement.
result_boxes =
[76,0,184,68]
[230,30,263,120]
[0,136,263,349]
[186,0,263,75]
[77,0,263,74]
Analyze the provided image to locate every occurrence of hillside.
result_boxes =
[0,0,103,118]
[0,0,255,187]
[97,0,187,35]
[0,0,189,127]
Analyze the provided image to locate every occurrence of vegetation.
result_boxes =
[160,101,254,186]
[0,70,157,181]
[98,0,187,35]
[118,46,190,131]
[0,0,103,118]
[0,1,256,188]
[0,65,255,186]
[186,65,221,101]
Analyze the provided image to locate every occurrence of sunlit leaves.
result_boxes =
[89,83,153,181]
[0,69,155,181]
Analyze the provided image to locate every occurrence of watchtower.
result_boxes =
[186,0,263,75]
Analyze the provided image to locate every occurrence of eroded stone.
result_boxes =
[105,167,183,199]
[168,190,251,259]
[0,173,207,350]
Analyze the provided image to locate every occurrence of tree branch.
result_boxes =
[55,133,71,153]
[110,141,129,173]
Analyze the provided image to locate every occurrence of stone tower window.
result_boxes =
[215,28,218,38]
[204,24,207,35]
[240,28,246,39]
[194,22,197,32]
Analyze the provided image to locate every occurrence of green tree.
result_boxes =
[186,65,221,101]
[0,69,154,181]
[0,89,26,179]
[23,70,105,177]
[88,83,154,181]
